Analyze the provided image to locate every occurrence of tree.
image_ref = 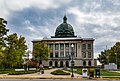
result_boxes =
[97,42,120,67]
[4,33,27,68]
[0,18,9,69]
[0,18,9,46]
[33,42,49,66]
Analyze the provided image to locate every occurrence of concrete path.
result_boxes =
[25,68,82,78]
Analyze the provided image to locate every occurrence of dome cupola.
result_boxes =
[54,16,76,38]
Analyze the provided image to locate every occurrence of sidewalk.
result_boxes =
[24,68,82,78]
[0,68,83,79]
[0,68,120,80]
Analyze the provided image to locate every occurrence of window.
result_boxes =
[55,44,59,50]
[60,44,64,50]
[65,44,69,50]
[50,53,53,58]
[55,52,59,58]
[60,61,63,67]
[66,61,69,67]
[65,52,69,57]
[83,61,86,66]
[49,44,53,50]
[83,52,86,58]
[82,44,86,50]
[88,52,91,58]
[60,52,64,57]
[88,60,91,66]
[49,61,52,66]
[88,44,91,49]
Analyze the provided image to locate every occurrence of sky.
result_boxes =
[0,0,120,58]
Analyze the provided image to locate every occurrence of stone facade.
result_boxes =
[32,37,94,67]
[32,16,95,67]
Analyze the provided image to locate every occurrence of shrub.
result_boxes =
[51,69,70,75]
[8,71,36,75]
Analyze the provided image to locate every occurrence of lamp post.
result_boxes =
[115,53,117,69]
[27,50,30,71]
[71,44,74,77]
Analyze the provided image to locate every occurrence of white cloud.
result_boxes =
[67,7,120,27]
[67,6,120,58]
[0,0,72,18]
[1,0,120,58]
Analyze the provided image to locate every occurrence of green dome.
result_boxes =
[55,16,75,37]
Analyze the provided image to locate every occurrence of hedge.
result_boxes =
[51,69,70,75]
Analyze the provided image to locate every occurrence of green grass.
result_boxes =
[43,67,50,70]
[0,68,37,75]
[8,71,36,75]
[100,69,120,76]
[0,68,14,74]
[76,68,82,75]
[51,69,70,75]
[66,68,120,76]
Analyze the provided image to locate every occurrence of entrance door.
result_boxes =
[66,61,69,67]
[55,61,58,67]
[60,61,63,67]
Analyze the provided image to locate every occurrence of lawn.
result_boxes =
[0,68,37,75]
[0,68,14,74]
[100,69,120,76]
[66,68,120,76]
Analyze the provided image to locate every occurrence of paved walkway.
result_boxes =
[0,68,83,79]
[25,68,82,78]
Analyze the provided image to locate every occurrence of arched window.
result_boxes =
[49,61,52,66]
[55,61,58,67]
[88,60,91,66]
[60,61,63,67]
[83,61,86,66]
[66,61,69,67]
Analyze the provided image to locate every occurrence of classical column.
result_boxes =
[69,43,71,57]
[64,43,65,57]
[53,43,55,58]
[58,43,60,58]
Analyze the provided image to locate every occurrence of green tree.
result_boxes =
[98,42,120,67]
[0,18,9,46]
[0,18,9,69]
[33,42,49,66]
[4,33,27,68]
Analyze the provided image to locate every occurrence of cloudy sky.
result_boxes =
[0,0,120,58]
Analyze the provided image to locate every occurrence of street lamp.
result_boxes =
[71,44,74,77]
[115,53,117,69]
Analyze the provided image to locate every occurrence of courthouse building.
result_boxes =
[32,16,95,67]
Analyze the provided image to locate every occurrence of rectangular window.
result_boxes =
[55,52,59,58]
[88,44,91,49]
[55,44,59,50]
[83,52,86,58]
[60,44,64,50]
[65,52,69,58]
[65,44,69,50]
[88,52,91,58]
[49,44,53,50]
[50,53,53,58]
[82,44,86,50]
[60,52,64,57]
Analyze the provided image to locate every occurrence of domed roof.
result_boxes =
[55,16,75,38]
